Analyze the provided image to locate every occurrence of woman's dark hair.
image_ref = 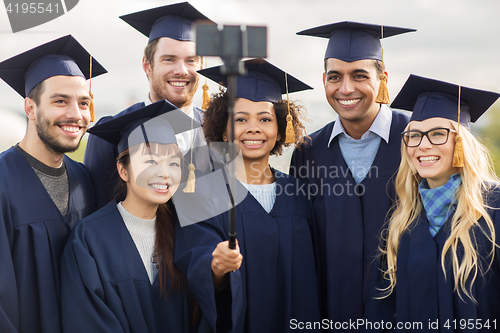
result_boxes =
[203,88,308,156]
[115,142,200,325]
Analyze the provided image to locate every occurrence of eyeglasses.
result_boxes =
[401,128,456,147]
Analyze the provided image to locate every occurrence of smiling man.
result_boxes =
[0,35,106,333]
[290,22,415,331]
[84,2,220,208]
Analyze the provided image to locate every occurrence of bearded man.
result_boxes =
[0,35,106,333]
[84,2,220,208]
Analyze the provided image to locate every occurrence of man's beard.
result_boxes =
[36,110,86,155]
[150,71,199,108]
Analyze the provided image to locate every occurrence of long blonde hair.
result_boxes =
[382,120,499,301]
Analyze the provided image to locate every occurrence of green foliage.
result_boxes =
[475,105,500,176]
[65,137,87,163]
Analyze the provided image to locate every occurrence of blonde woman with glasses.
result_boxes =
[363,75,500,332]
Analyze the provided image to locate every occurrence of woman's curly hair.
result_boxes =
[203,89,308,156]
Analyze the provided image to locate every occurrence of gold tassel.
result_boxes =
[452,85,464,168]
[202,80,210,109]
[183,163,196,193]
[375,26,390,105]
[89,54,95,122]
[284,72,295,144]
[183,113,196,193]
[285,114,294,143]
[452,134,464,167]
[375,73,390,104]
[89,91,95,122]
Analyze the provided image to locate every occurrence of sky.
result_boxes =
[0,0,499,163]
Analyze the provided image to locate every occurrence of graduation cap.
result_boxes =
[392,74,500,129]
[297,21,415,104]
[0,35,107,121]
[297,21,415,62]
[0,35,106,98]
[120,1,215,44]
[198,59,313,103]
[88,99,200,155]
[199,59,312,143]
[392,74,500,167]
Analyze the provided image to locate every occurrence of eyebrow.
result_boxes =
[325,69,370,76]
[49,93,91,100]
[158,54,177,59]
[49,93,70,99]
[234,111,275,117]
[408,126,451,132]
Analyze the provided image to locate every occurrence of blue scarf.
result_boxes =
[419,173,462,237]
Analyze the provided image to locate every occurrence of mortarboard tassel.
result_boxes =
[201,62,211,110]
[375,72,390,104]
[285,114,294,143]
[201,80,210,109]
[284,73,295,143]
[89,54,95,122]
[183,163,196,193]
[89,92,95,122]
[183,116,196,193]
[452,85,464,167]
[375,26,390,104]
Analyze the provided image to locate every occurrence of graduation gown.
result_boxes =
[0,147,97,333]
[290,110,409,329]
[84,103,220,209]
[363,187,500,332]
[174,170,321,333]
[60,201,212,333]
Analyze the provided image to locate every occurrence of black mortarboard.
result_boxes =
[391,74,500,129]
[120,2,214,44]
[88,100,200,155]
[0,35,107,98]
[297,21,415,61]
[198,59,313,103]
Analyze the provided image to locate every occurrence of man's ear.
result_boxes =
[142,56,152,78]
[24,98,36,121]
[117,161,129,182]
[322,72,327,87]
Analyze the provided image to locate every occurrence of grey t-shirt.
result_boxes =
[15,144,69,216]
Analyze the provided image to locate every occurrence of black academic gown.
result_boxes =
[363,187,500,332]
[174,170,321,333]
[290,110,409,330]
[60,201,212,333]
[0,147,96,333]
[84,103,220,209]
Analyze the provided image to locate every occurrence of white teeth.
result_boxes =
[151,184,169,190]
[170,81,187,87]
[338,99,361,106]
[243,140,263,145]
[61,126,79,133]
[419,156,439,163]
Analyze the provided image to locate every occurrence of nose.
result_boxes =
[65,101,84,122]
[339,77,355,95]
[245,120,261,133]
[173,60,189,76]
[418,134,433,149]
[157,160,171,178]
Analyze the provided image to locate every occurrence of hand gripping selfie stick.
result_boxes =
[196,24,267,249]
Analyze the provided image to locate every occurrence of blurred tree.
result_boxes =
[475,104,500,176]
[65,136,87,163]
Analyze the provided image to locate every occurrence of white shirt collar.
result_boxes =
[144,94,194,119]
[328,104,392,146]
